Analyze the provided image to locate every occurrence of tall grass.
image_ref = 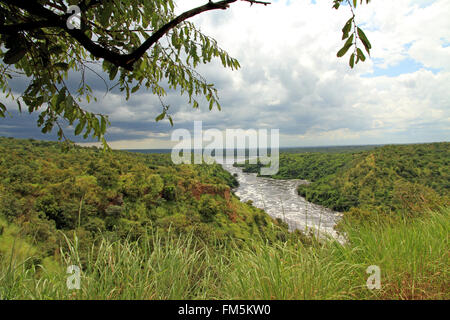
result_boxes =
[1,208,448,300]
[338,208,449,299]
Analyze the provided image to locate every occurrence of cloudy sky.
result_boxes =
[1,0,449,149]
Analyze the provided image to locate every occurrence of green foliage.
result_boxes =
[162,185,177,201]
[198,194,221,221]
[0,1,243,148]
[146,174,164,199]
[334,0,372,68]
[239,143,449,218]
[0,137,293,269]
[264,143,449,217]
[237,151,354,182]
[0,138,448,300]
[1,208,448,299]
[0,1,371,147]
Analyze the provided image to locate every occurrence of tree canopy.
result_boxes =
[0,0,371,148]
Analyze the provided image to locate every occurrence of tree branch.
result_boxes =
[122,0,240,68]
[0,20,60,34]
[0,0,270,70]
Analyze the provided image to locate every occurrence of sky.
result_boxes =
[1,0,449,149]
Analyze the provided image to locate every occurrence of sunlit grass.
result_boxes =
[1,208,448,300]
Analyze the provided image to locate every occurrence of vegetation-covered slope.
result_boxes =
[0,138,448,300]
[297,143,449,215]
[2,207,448,299]
[0,137,291,267]
[238,143,449,216]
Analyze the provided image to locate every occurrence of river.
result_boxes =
[221,161,344,242]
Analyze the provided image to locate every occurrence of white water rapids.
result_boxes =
[220,160,344,242]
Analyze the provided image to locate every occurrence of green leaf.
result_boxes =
[65,95,74,111]
[171,31,178,47]
[345,34,354,47]
[349,53,355,69]
[337,35,354,58]
[4,47,27,64]
[337,44,351,58]
[342,18,353,40]
[131,85,140,94]
[92,118,100,137]
[0,102,6,118]
[99,5,113,26]
[109,65,119,80]
[357,48,366,61]
[100,116,107,133]
[74,120,85,136]
[155,112,166,122]
[357,27,372,55]
[55,89,66,114]
[53,62,70,70]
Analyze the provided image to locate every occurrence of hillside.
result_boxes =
[297,143,449,216]
[0,138,448,300]
[238,143,449,217]
[0,137,291,268]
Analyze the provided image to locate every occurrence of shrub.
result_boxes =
[198,195,220,221]
[162,185,177,201]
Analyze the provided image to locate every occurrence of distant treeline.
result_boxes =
[127,145,380,155]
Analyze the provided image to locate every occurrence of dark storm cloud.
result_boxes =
[1,0,449,148]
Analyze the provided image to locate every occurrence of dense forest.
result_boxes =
[237,143,449,220]
[0,137,295,270]
[0,137,448,299]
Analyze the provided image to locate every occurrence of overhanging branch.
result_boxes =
[0,0,270,70]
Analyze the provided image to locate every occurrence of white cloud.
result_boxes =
[3,0,449,148]
[166,0,450,147]
[357,0,450,70]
